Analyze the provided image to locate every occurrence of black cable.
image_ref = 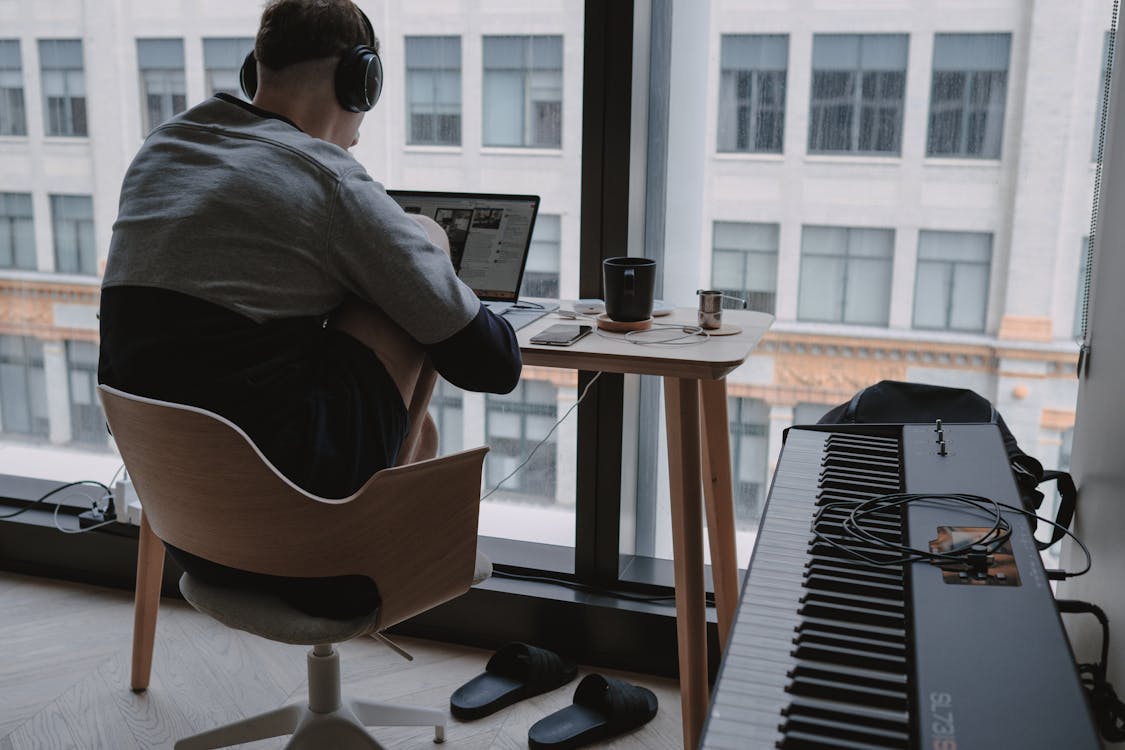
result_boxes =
[0,480,111,520]
[813,491,1092,578]
[1057,599,1125,743]
[813,492,1011,567]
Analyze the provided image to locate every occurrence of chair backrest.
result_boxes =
[98,384,489,630]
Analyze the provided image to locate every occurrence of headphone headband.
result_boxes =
[239,5,382,113]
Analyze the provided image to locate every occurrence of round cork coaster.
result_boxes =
[703,324,742,336]
[597,314,654,332]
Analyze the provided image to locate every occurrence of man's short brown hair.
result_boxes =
[255,0,377,71]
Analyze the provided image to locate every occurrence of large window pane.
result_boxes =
[406,36,462,146]
[912,230,991,332]
[137,39,186,133]
[483,35,562,147]
[718,35,787,153]
[711,221,778,313]
[797,225,893,324]
[521,213,560,298]
[0,336,48,438]
[0,40,27,136]
[50,194,95,275]
[927,34,1011,158]
[39,39,86,136]
[203,37,254,99]
[0,193,35,269]
[809,34,907,155]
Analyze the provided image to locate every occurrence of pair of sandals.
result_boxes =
[450,642,659,749]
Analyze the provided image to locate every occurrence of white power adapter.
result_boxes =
[574,299,605,314]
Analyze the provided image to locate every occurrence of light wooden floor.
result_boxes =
[0,570,683,750]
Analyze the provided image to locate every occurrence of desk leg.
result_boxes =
[131,512,164,691]
[664,376,708,750]
[699,378,739,652]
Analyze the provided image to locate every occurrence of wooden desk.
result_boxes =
[518,307,773,750]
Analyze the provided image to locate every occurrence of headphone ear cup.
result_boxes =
[239,51,258,100]
[334,45,382,112]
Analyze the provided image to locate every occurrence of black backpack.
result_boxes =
[817,380,1076,551]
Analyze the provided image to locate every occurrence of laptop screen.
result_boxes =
[387,190,540,302]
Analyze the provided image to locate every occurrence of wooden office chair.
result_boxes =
[99,383,488,749]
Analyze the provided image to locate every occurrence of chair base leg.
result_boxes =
[174,703,304,749]
[174,697,446,749]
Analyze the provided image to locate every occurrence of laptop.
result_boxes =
[386,189,557,330]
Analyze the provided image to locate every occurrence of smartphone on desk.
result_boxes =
[530,323,593,346]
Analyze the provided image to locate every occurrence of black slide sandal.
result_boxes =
[527,674,659,749]
[450,642,578,720]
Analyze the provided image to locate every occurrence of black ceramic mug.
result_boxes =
[603,256,657,322]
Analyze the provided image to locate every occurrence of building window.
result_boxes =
[0,336,48,438]
[203,37,254,99]
[137,39,187,134]
[50,194,95,275]
[711,221,778,313]
[729,397,768,528]
[717,34,787,154]
[913,231,991,332]
[483,35,562,148]
[798,225,893,325]
[520,214,560,299]
[406,36,461,146]
[67,340,105,445]
[808,34,908,155]
[39,39,86,137]
[485,379,557,502]
[0,193,35,270]
[0,40,27,136]
[428,379,464,455]
[927,33,1011,159]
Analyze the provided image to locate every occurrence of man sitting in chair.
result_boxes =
[97,0,521,619]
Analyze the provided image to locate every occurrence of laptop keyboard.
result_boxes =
[486,301,558,331]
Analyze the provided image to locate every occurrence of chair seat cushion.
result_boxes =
[179,573,381,645]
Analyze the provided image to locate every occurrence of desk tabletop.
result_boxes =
[517,305,774,380]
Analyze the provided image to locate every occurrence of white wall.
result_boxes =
[1061,20,1125,697]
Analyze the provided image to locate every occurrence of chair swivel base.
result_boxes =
[174,644,445,750]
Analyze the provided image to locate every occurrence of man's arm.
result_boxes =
[426,304,522,394]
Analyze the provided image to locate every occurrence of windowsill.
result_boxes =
[804,152,902,165]
[480,146,564,157]
[41,136,91,144]
[922,156,1004,168]
[713,151,785,162]
[402,144,463,155]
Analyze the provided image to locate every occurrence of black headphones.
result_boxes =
[239,5,383,112]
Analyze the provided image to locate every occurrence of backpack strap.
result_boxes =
[844,387,865,423]
[1036,470,1078,550]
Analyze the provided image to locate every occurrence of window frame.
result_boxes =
[0,39,27,136]
[926,33,1012,159]
[405,35,463,147]
[807,33,909,156]
[482,34,564,148]
[797,225,895,325]
[136,39,187,134]
[38,39,87,138]
[716,34,788,154]
[912,230,993,333]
